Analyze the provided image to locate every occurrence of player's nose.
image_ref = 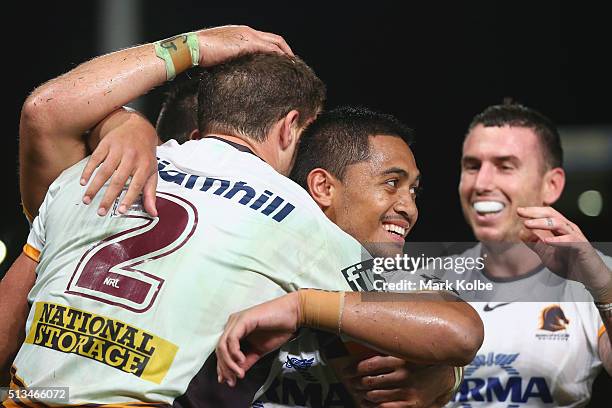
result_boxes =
[474,163,496,193]
[394,192,417,227]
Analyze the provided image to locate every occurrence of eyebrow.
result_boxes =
[381,167,421,182]
[462,155,520,164]
[493,155,520,164]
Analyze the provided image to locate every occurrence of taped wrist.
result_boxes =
[154,32,199,81]
[298,289,345,334]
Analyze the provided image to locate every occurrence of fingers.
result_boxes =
[118,164,158,216]
[363,388,406,403]
[349,368,410,391]
[216,346,238,387]
[117,172,144,215]
[240,350,264,373]
[216,314,248,387]
[518,206,583,240]
[205,26,294,60]
[227,327,246,372]
[257,31,293,56]
[81,144,108,188]
[216,330,239,386]
[344,355,404,379]
[517,206,560,219]
[245,26,292,56]
[82,153,122,212]
[82,145,158,217]
[523,218,575,235]
[96,158,135,216]
[142,173,158,217]
[249,34,287,56]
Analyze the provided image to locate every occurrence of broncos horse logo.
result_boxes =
[539,305,570,332]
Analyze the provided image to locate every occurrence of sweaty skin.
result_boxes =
[216,289,483,386]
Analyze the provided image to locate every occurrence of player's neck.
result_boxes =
[481,242,543,279]
[203,133,257,153]
[203,133,275,166]
[205,133,290,175]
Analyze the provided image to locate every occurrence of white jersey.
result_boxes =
[389,244,607,408]
[12,138,371,407]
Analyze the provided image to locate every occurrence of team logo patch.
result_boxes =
[284,356,317,382]
[341,259,383,291]
[536,305,570,341]
[284,357,314,370]
[25,302,178,383]
[539,305,570,331]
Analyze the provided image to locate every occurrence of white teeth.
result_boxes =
[383,224,407,237]
[473,201,505,214]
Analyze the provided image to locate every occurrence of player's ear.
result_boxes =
[307,168,339,210]
[279,110,300,150]
[542,167,565,205]
[189,129,202,140]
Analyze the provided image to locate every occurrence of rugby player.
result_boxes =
[389,102,612,406]
[1,25,483,406]
[245,106,471,407]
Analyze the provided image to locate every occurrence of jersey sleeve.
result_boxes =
[22,202,35,226]
[23,177,63,262]
[294,217,373,292]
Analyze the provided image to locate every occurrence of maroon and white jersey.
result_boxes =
[13,138,368,406]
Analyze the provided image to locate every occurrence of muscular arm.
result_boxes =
[19,43,166,218]
[216,289,484,385]
[319,291,482,366]
[0,254,37,385]
[19,26,292,218]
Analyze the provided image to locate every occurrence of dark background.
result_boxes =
[2,1,610,404]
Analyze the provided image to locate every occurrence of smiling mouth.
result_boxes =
[473,201,505,215]
[382,223,408,240]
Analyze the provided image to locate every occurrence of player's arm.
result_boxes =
[19,25,292,219]
[216,289,483,386]
[595,262,612,374]
[0,253,37,386]
[599,331,612,374]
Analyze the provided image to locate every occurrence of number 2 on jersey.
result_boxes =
[66,192,198,312]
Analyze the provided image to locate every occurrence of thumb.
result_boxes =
[239,348,269,374]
